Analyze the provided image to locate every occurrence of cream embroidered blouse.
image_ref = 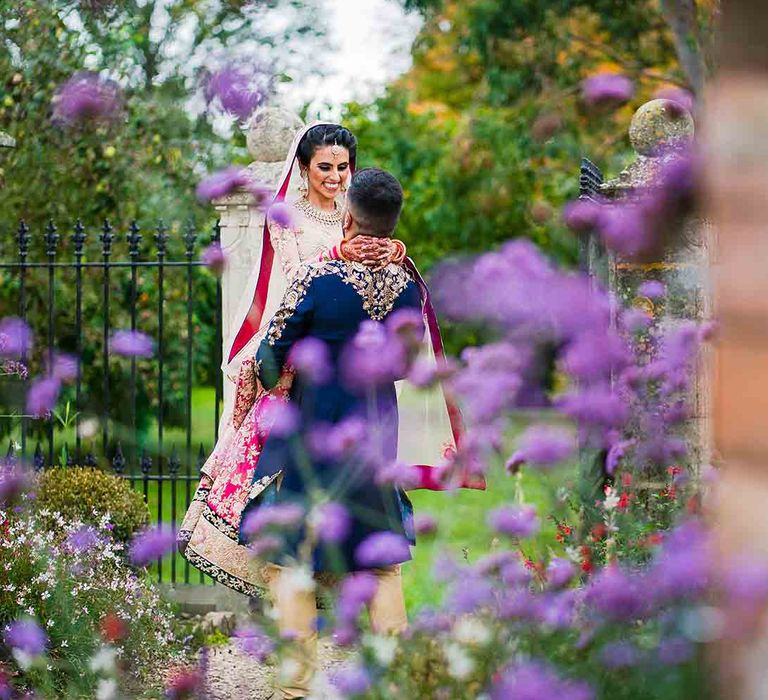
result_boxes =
[267,196,343,281]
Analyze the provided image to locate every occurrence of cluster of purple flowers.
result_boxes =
[52,72,123,126]
[204,65,269,121]
[129,526,177,567]
[581,73,635,109]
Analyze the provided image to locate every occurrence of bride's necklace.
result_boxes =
[295,195,343,226]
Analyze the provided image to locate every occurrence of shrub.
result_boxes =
[35,467,149,544]
[0,506,176,698]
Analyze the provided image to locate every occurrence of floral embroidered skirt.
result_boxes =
[177,359,291,596]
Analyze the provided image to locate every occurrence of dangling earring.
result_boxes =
[340,180,348,193]
[299,170,308,195]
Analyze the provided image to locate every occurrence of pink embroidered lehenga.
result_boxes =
[178,123,481,596]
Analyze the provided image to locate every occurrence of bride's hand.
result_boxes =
[343,236,394,267]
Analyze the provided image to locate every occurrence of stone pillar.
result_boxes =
[582,99,712,471]
[213,108,303,415]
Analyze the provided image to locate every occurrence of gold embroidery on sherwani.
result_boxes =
[267,261,414,345]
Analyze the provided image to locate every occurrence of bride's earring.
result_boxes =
[299,170,308,195]
[340,180,348,193]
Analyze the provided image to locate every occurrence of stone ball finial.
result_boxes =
[629,99,694,156]
[246,108,304,162]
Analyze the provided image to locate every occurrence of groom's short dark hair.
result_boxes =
[347,168,403,237]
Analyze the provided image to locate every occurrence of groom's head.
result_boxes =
[343,168,403,239]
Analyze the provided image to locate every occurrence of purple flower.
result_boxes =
[638,280,666,299]
[657,637,693,665]
[413,513,438,536]
[604,438,635,475]
[201,243,227,275]
[511,425,575,468]
[290,338,332,384]
[386,308,425,350]
[341,320,408,390]
[205,67,266,120]
[653,87,695,115]
[4,619,47,656]
[330,664,371,697]
[308,417,367,461]
[52,72,122,125]
[586,566,649,622]
[487,504,540,538]
[258,399,298,438]
[557,386,629,431]
[248,535,283,557]
[26,377,61,418]
[129,527,176,566]
[335,572,378,639]
[268,202,296,229]
[621,308,652,333]
[66,526,100,553]
[447,576,495,614]
[723,554,768,606]
[110,330,154,357]
[49,352,78,383]
[234,624,275,662]
[311,501,350,544]
[374,460,421,489]
[354,532,410,568]
[241,503,304,539]
[562,199,602,234]
[599,641,639,669]
[547,557,577,589]
[562,330,630,382]
[581,73,634,108]
[196,167,250,202]
[492,660,594,700]
[0,317,32,357]
[596,202,653,258]
[0,465,33,506]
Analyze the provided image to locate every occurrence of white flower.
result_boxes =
[278,658,301,685]
[453,617,491,646]
[603,486,620,511]
[364,634,398,666]
[442,641,474,680]
[96,678,118,700]
[12,649,33,671]
[282,566,315,595]
[89,646,117,674]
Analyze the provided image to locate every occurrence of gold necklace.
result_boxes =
[295,195,342,225]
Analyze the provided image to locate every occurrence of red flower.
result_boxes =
[666,465,683,476]
[100,613,127,642]
[621,472,633,487]
[591,524,607,540]
[661,486,677,500]
[617,492,631,510]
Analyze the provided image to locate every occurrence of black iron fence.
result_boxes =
[0,218,224,585]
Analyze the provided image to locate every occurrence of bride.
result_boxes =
[178,122,478,596]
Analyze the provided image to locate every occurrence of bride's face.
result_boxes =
[304,145,351,202]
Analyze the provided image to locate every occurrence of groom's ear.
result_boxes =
[343,211,354,237]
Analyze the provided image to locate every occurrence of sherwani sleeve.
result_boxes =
[255,270,316,390]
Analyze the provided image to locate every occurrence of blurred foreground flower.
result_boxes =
[310,501,350,544]
[129,527,176,566]
[581,73,634,109]
[4,619,47,670]
[268,201,297,229]
[653,86,695,115]
[52,72,123,125]
[0,317,32,357]
[487,504,540,539]
[110,330,154,357]
[290,337,332,384]
[0,463,33,506]
[205,66,267,121]
[492,659,594,700]
[355,532,410,568]
[201,243,227,275]
[26,376,61,418]
[196,167,251,202]
[241,503,304,539]
[510,425,575,469]
[234,624,274,662]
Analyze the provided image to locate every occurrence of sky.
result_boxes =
[278,0,423,119]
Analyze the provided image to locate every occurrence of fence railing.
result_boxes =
[0,218,223,585]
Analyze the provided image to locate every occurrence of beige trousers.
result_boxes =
[265,563,407,699]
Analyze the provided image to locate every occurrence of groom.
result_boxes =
[245,168,421,700]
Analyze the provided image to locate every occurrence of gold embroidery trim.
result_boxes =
[266,261,413,345]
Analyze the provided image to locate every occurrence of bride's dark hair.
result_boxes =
[296,124,357,166]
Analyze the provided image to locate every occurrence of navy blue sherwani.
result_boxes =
[240,259,422,574]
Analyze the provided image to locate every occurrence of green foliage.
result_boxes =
[35,467,149,543]
[346,0,712,288]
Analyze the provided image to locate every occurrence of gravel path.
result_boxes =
[205,637,350,700]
